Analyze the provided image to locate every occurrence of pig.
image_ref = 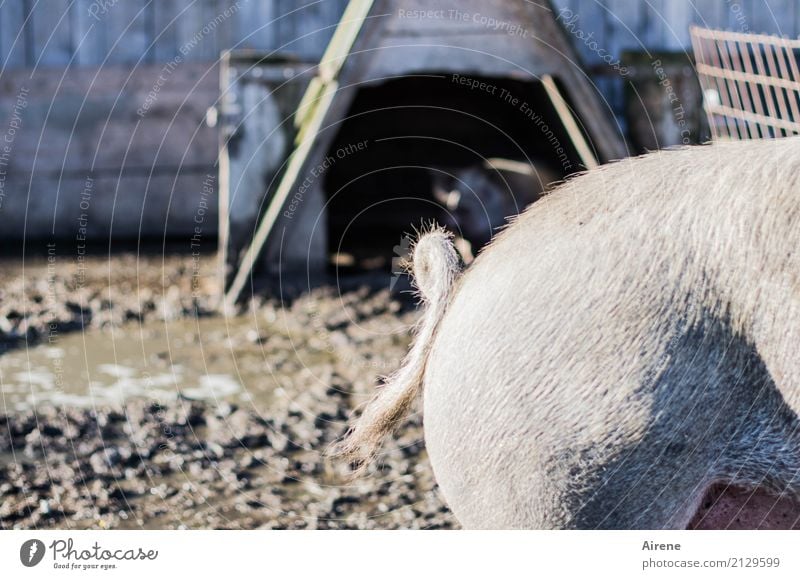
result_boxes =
[430,158,559,262]
[337,137,800,529]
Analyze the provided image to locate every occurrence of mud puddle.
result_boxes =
[0,314,326,413]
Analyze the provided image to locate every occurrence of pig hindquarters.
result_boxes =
[340,138,800,529]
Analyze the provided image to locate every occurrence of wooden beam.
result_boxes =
[222,1,385,307]
[541,74,599,170]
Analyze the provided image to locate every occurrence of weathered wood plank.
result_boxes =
[234,0,277,51]
[286,0,338,60]
[73,0,110,67]
[557,0,607,65]
[640,0,667,49]
[104,0,151,64]
[691,0,727,31]
[0,171,217,240]
[31,0,76,68]
[725,0,754,33]
[274,0,297,53]
[0,0,27,69]
[660,0,691,50]
[604,0,644,56]
[0,62,219,240]
[209,0,236,58]
[174,0,227,61]
[752,0,796,36]
[153,0,182,63]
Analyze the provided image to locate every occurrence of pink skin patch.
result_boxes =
[689,485,800,529]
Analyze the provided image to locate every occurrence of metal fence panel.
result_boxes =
[691,26,800,139]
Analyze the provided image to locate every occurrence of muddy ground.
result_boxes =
[2,252,798,530]
[0,252,455,529]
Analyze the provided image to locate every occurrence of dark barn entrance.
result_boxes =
[323,73,584,277]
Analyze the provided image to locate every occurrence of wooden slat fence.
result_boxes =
[0,0,350,71]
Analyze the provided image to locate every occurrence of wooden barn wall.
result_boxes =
[1,1,796,72]
[555,0,800,57]
[0,0,350,70]
[0,0,348,242]
[0,0,797,242]
[551,0,800,121]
